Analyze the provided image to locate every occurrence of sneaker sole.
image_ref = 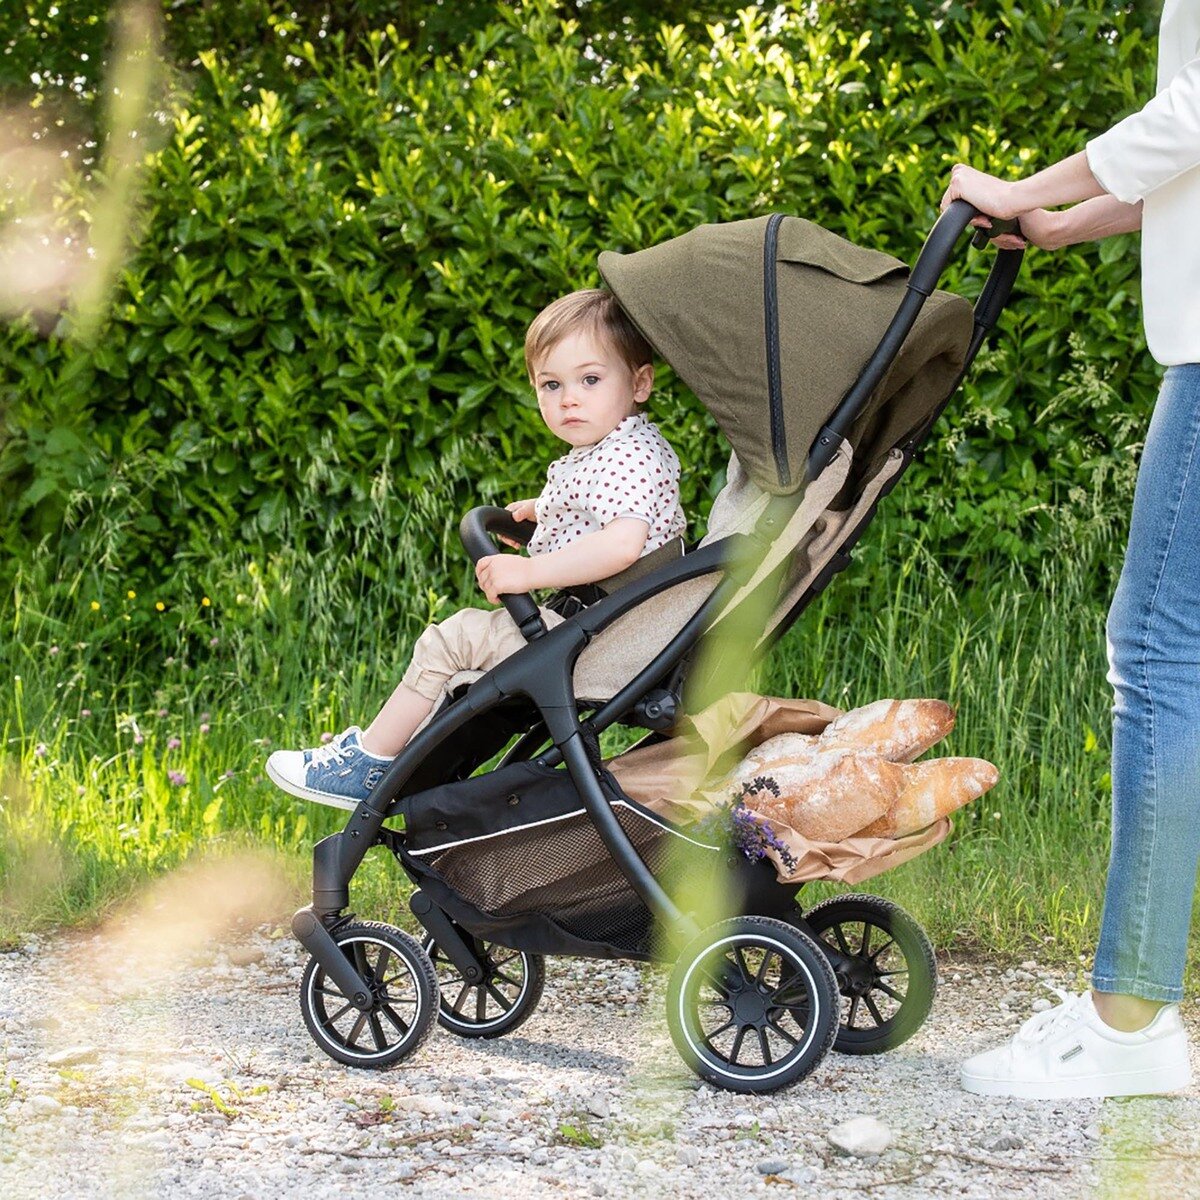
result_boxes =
[961,1063,1193,1100]
[264,759,360,811]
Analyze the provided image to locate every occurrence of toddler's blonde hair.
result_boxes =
[524,289,653,381]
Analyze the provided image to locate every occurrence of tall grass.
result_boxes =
[5,472,1193,986]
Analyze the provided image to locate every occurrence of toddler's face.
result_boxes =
[532,330,653,448]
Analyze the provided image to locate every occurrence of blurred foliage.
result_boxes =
[0,0,1162,653]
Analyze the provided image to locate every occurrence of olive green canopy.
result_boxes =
[598,215,974,506]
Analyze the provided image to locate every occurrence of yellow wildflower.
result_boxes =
[90,601,100,611]
[155,601,165,612]
[127,589,136,600]
[201,596,211,607]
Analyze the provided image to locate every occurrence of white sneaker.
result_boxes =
[961,987,1192,1099]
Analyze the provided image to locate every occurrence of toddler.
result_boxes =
[266,289,686,809]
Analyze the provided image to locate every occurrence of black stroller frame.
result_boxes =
[291,202,1024,1091]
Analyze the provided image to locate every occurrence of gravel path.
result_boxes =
[2,918,1199,1199]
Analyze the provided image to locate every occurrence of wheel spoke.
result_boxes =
[485,982,512,1011]
[492,970,522,989]
[347,1012,367,1047]
[699,967,732,1001]
[730,1024,748,1063]
[877,968,909,979]
[860,922,872,958]
[831,924,852,956]
[352,943,371,981]
[863,993,887,1027]
[756,1026,773,1066]
[476,985,488,1022]
[874,981,905,1003]
[373,948,393,986]
[734,947,753,987]
[379,1003,410,1036]
[315,985,346,999]
[847,994,861,1029]
[768,968,807,1004]
[320,1002,352,1029]
[703,1018,736,1041]
[766,1017,799,1045]
[368,1011,388,1050]
[868,937,895,961]
[452,983,471,1014]
[490,950,521,968]
[754,948,773,986]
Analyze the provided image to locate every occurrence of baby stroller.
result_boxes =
[291,201,1023,1093]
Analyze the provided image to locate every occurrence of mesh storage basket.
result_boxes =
[401,760,719,956]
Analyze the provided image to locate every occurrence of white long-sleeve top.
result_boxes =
[1085,0,1200,366]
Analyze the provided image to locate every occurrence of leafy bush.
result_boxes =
[0,0,1159,649]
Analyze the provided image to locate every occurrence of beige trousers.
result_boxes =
[400,605,565,701]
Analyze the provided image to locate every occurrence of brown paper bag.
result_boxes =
[606,692,953,885]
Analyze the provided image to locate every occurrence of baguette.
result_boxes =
[818,698,956,762]
[740,749,903,843]
[857,757,999,838]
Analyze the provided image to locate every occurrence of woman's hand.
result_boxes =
[499,499,537,548]
[940,163,1022,222]
[475,553,534,605]
[998,208,1062,251]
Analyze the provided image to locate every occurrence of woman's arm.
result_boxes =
[940,152,1106,222]
[475,517,649,603]
[1013,195,1144,251]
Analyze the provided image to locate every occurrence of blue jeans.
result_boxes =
[1095,363,1200,1003]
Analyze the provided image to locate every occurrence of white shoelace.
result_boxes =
[1014,986,1089,1046]
[308,732,357,772]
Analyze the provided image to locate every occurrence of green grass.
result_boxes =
[4,482,1194,987]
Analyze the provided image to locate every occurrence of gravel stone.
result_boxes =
[756,1158,791,1175]
[45,1046,99,1067]
[828,1115,893,1157]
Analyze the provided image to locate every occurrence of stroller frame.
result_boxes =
[291,201,1023,1089]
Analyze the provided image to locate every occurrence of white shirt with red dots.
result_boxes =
[527,414,687,558]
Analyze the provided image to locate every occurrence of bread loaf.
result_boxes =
[857,757,999,838]
[739,749,903,843]
[817,698,956,762]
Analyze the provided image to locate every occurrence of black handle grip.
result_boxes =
[459,506,546,641]
[970,215,1023,250]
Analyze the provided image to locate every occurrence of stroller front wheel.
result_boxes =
[666,915,839,1094]
[299,921,439,1069]
[422,934,545,1038]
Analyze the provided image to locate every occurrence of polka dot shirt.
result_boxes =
[527,414,687,558]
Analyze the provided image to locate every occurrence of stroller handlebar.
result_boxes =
[909,199,1023,300]
[459,506,548,641]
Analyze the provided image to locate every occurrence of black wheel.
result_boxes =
[802,894,937,1055]
[422,934,545,1038]
[666,915,840,1094]
[299,921,439,1068]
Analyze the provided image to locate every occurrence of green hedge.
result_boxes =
[0,1,1159,630]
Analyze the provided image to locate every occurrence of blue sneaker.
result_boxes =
[265,726,394,811]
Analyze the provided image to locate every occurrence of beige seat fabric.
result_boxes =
[411,434,907,734]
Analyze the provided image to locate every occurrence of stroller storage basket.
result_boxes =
[400,760,720,958]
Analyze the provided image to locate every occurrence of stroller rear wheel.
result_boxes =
[299,921,439,1068]
[802,894,937,1055]
[422,934,545,1038]
[666,915,839,1094]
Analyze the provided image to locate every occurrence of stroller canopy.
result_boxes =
[599,215,974,502]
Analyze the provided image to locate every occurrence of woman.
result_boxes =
[941,0,1199,1099]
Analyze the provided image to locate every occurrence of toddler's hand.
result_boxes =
[476,553,534,605]
[500,499,538,548]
